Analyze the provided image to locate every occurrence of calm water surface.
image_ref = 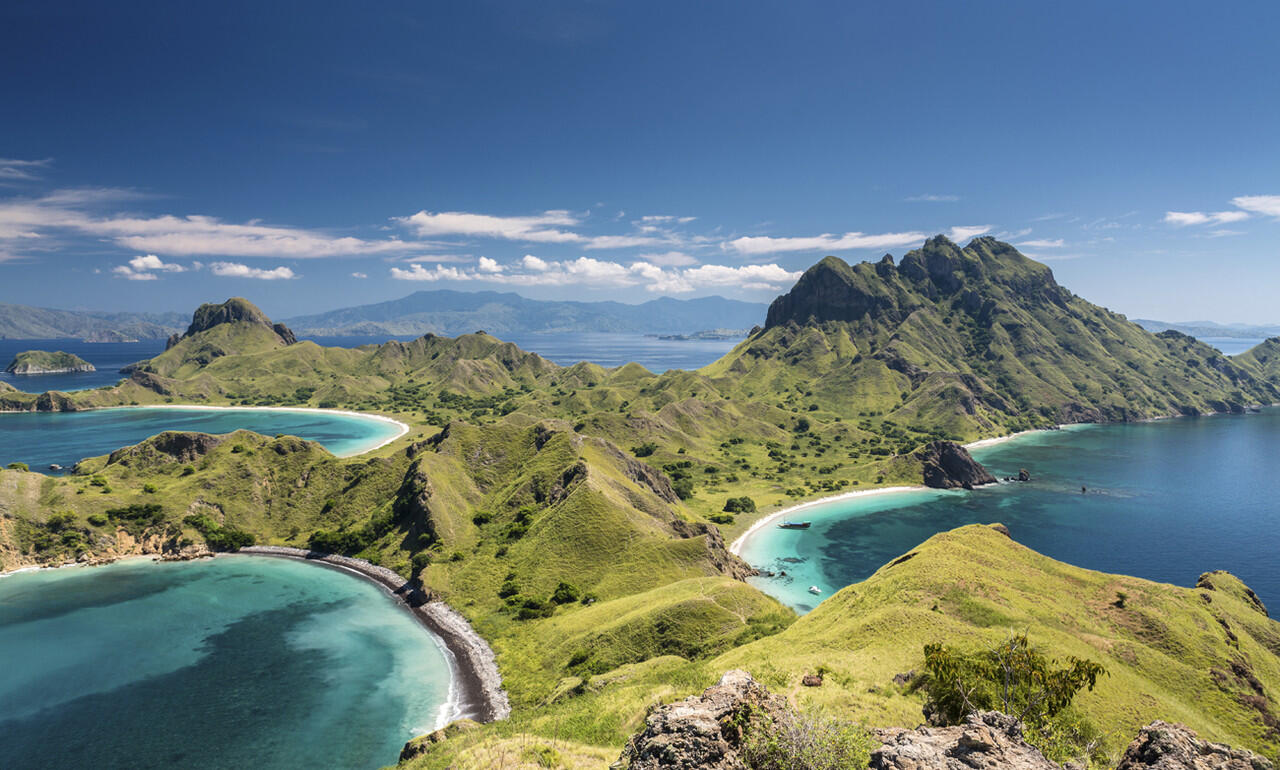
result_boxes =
[0,407,402,472]
[0,556,453,769]
[743,410,1280,613]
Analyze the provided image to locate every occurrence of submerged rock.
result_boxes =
[915,440,997,490]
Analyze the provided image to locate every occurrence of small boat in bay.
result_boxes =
[777,520,811,530]
[808,585,822,595]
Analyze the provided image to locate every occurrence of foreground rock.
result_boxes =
[870,712,1058,769]
[617,670,787,769]
[1115,721,1274,770]
[5,350,95,374]
[916,440,997,489]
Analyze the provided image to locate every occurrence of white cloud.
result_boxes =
[0,158,51,182]
[111,253,187,280]
[636,250,698,267]
[583,234,666,249]
[209,262,297,280]
[390,264,469,281]
[391,255,800,294]
[351,271,368,278]
[947,225,991,242]
[0,191,428,259]
[397,210,582,243]
[725,230,926,256]
[476,256,503,273]
[521,254,550,271]
[1231,195,1280,218]
[1163,210,1249,226]
[112,265,158,281]
[904,194,959,202]
[1016,238,1064,248]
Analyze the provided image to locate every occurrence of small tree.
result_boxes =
[550,581,580,604]
[920,632,1105,728]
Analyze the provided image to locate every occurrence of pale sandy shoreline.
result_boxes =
[0,548,509,733]
[0,404,412,457]
[729,424,1075,557]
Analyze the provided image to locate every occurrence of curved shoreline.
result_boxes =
[97,404,411,456]
[729,424,1077,557]
[239,546,510,727]
[0,404,412,458]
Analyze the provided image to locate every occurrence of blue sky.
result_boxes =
[2,1,1279,322]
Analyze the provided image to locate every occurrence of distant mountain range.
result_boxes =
[281,290,768,336]
[1133,319,1280,340]
[0,303,186,341]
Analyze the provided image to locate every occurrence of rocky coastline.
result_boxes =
[238,545,510,724]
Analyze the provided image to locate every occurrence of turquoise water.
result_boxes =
[0,407,403,472]
[0,556,453,769]
[742,410,1280,614]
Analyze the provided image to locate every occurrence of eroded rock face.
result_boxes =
[916,440,997,489]
[870,711,1059,770]
[618,670,787,770]
[106,431,226,466]
[1115,721,1275,770]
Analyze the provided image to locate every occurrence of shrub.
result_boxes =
[142,483,158,494]
[6,462,28,472]
[794,417,811,434]
[709,513,734,525]
[180,465,196,476]
[184,513,256,551]
[740,706,876,770]
[411,551,432,575]
[723,496,757,514]
[672,478,694,500]
[918,632,1105,729]
[550,581,580,604]
[631,442,658,457]
[87,514,108,527]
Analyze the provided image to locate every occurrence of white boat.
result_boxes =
[808,585,821,595]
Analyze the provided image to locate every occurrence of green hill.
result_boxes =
[4,239,1280,768]
[0,302,184,341]
[5,350,95,374]
[705,236,1278,439]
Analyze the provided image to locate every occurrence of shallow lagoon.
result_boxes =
[742,409,1280,613]
[0,407,404,471]
[0,556,453,769]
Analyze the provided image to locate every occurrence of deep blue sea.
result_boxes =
[0,407,403,472]
[0,556,453,769]
[742,409,1280,614]
[0,339,166,392]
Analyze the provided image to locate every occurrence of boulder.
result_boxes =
[915,441,997,490]
[1115,721,1274,770]
[869,711,1060,770]
[617,670,788,770]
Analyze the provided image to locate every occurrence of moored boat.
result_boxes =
[777,520,811,530]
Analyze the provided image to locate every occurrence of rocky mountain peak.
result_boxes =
[168,297,297,349]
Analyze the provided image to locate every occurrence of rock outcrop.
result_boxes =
[916,440,997,490]
[870,711,1059,770]
[617,670,787,770]
[1115,720,1274,770]
[106,431,227,466]
[173,297,297,347]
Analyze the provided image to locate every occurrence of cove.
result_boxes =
[0,555,453,769]
[0,406,406,472]
[741,408,1280,614]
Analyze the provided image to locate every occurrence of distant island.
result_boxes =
[282,290,768,337]
[0,303,185,341]
[647,328,751,341]
[1134,318,1280,340]
[4,350,96,374]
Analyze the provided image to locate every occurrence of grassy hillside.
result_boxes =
[397,525,1280,768]
[4,245,1280,768]
[705,237,1279,440]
